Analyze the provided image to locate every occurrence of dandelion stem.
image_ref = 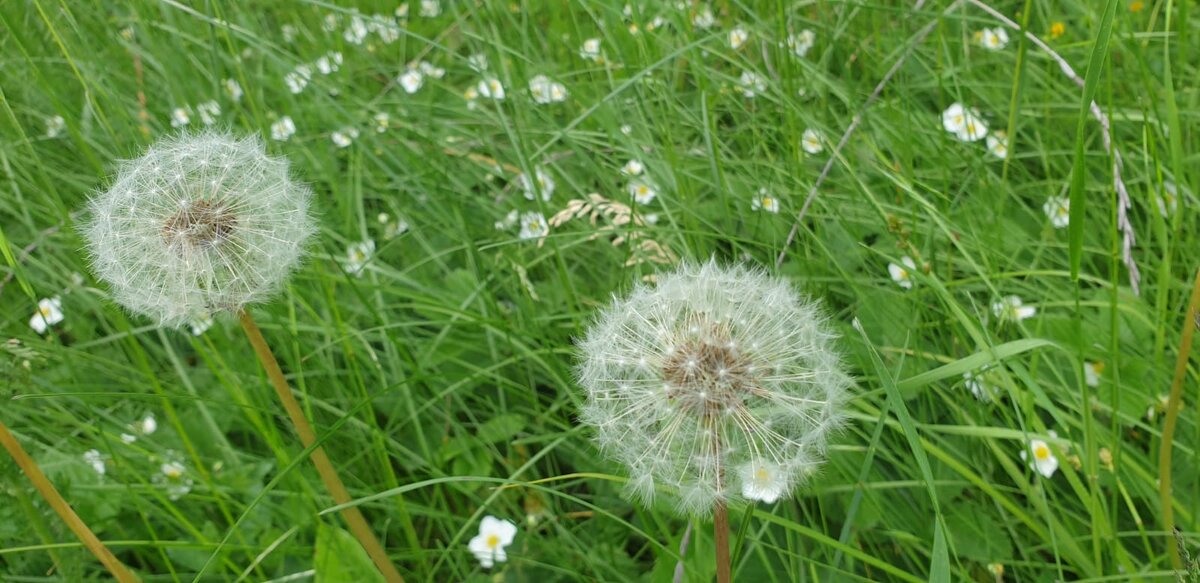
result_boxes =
[238,310,405,583]
[1158,267,1200,568]
[0,421,140,583]
[714,501,732,583]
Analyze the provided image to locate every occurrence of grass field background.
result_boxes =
[1,0,1198,581]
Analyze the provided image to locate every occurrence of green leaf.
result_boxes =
[896,338,1058,393]
[314,524,386,583]
[930,520,950,583]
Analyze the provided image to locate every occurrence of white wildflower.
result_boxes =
[224,78,243,102]
[170,107,191,128]
[331,127,359,148]
[986,131,1008,159]
[962,369,995,401]
[270,116,296,141]
[692,7,715,29]
[621,159,644,176]
[628,180,657,205]
[196,101,220,126]
[285,65,312,94]
[188,313,213,336]
[281,24,298,43]
[373,112,390,133]
[976,27,1010,51]
[787,29,815,58]
[468,516,517,569]
[992,295,1036,323]
[343,15,368,45]
[29,297,64,334]
[156,459,193,500]
[740,460,788,503]
[1084,361,1103,388]
[46,115,66,138]
[1019,439,1058,478]
[315,52,343,75]
[518,212,548,240]
[580,38,602,61]
[751,188,780,213]
[419,0,441,18]
[887,256,917,289]
[729,27,749,50]
[737,71,766,98]
[478,78,506,100]
[1043,195,1070,229]
[801,128,824,155]
[467,53,488,72]
[494,209,519,231]
[520,167,555,201]
[529,75,568,104]
[398,69,424,94]
[941,102,987,142]
[418,61,446,78]
[345,240,375,277]
[83,449,106,475]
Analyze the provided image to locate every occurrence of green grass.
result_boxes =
[1,0,1198,581]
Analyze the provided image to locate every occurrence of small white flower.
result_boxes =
[580,38,602,61]
[398,69,424,94]
[1019,439,1058,478]
[345,240,375,277]
[271,116,296,141]
[529,75,568,104]
[343,15,368,44]
[196,101,220,126]
[373,113,390,133]
[740,460,787,503]
[467,53,488,72]
[1043,195,1070,228]
[751,189,780,213]
[887,256,917,289]
[419,0,441,18]
[170,107,191,128]
[30,297,64,334]
[518,212,548,240]
[285,65,312,94]
[224,78,243,102]
[370,17,401,43]
[281,24,298,42]
[621,159,644,176]
[463,86,480,110]
[156,459,194,500]
[1147,394,1170,422]
[992,295,1036,322]
[188,314,213,336]
[941,103,988,142]
[520,166,555,201]
[986,131,1008,159]
[467,516,517,569]
[418,61,445,79]
[134,414,158,436]
[322,13,340,32]
[494,209,519,231]
[331,127,359,148]
[729,27,749,50]
[737,71,766,98]
[692,7,715,29]
[315,52,342,75]
[45,115,66,138]
[787,29,816,58]
[395,3,410,19]
[801,128,824,155]
[628,180,658,205]
[120,433,137,444]
[83,449,106,475]
[977,27,1010,51]
[962,369,995,401]
[478,78,506,100]
[382,217,409,240]
[1084,361,1103,387]
[620,124,633,136]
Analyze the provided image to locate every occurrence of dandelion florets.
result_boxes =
[576,260,850,516]
[83,131,316,327]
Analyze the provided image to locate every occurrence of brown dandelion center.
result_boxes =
[662,335,759,415]
[162,199,237,249]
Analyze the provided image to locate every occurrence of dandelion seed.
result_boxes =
[170,107,191,128]
[518,212,548,240]
[986,131,1008,159]
[29,297,64,334]
[82,132,316,328]
[345,240,375,277]
[787,29,816,58]
[270,116,296,141]
[992,295,1036,323]
[45,115,66,138]
[478,78,506,100]
[332,127,359,148]
[1019,439,1058,478]
[737,71,766,98]
[628,180,658,205]
[887,256,916,289]
[419,0,441,18]
[621,159,645,176]
[580,38,602,61]
[467,516,517,569]
[196,101,220,126]
[576,261,850,515]
[398,69,424,94]
[801,128,824,155]
[1043,195,1070,228]
[224,78,243,102]
[751,189,780,213]
[729,27,749,50]
[83,449,106,476]
[1084,361,1103,387]
[975,27,1010,51]
[520,167,555,201]
[692,7,715,29]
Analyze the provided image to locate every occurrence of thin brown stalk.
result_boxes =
[0,421,140,582]
[714,501,732,583]
[238,310,405,583]
[1158,267,1200,568]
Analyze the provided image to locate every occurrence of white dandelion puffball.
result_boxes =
[576,261,850,516]
[83,132,316,327]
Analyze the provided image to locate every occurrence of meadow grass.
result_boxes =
[1,0,1198,581]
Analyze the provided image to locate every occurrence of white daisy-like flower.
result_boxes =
[83,449,106,475]
[801,128,824,155]
[787,29,816,58]
[580,38,602,61]
[976,27,1010,51]
[370,17,401,43]
[520,166,555,201]
[120,433,137,444]
[331,127,359,148]
[628,180,658,205]
[962,369,995,401]
[373,113,390,133]
[188,313,213,336]
[620,124,633,136]
[315,51,343,75]
[45,115,66,138]
[381,215,409,240]
[343,15,368,44]
[494,209,519,231]
[284,65,312,94]
[322,13,340,32]
[467,53,488,72]
[887,256,917,290]
[270,116,296,142]
[1019,439,1058,478]
[463,86,480,110]
[224,78,243,102]
[398,69,424,94]
[29,297,64,334]
[467,516,517,569]
[478,78,506,100]
[518,212,548,240]
[740,460,788,503]
[729,27,749,50]
[1043,195,1070,228]
[156,459,193,500]
[419,0,441,18]
[395,3,409,19]
[418,61,445,79]
[134,414,158,436]
[737,71,766,98]
[529,75,568,104]
[621,159,645,176]
[345,240,375,277]
[992,295,1036,322]
[170,107,191,128]
[986,131,1008,159]
[751,189,780,213]
[196,101,220,126]
[281,24,298,43]
[941,103,988,142]
[1084,361,1103,388]
[692,7,715,29]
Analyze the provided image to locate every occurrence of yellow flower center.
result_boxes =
[953,114,964,126]
[762,197,773,207]
[755,467,770,482]
[39,306,53,317]
[1034,445,1051,460]
[486,534,500,549]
